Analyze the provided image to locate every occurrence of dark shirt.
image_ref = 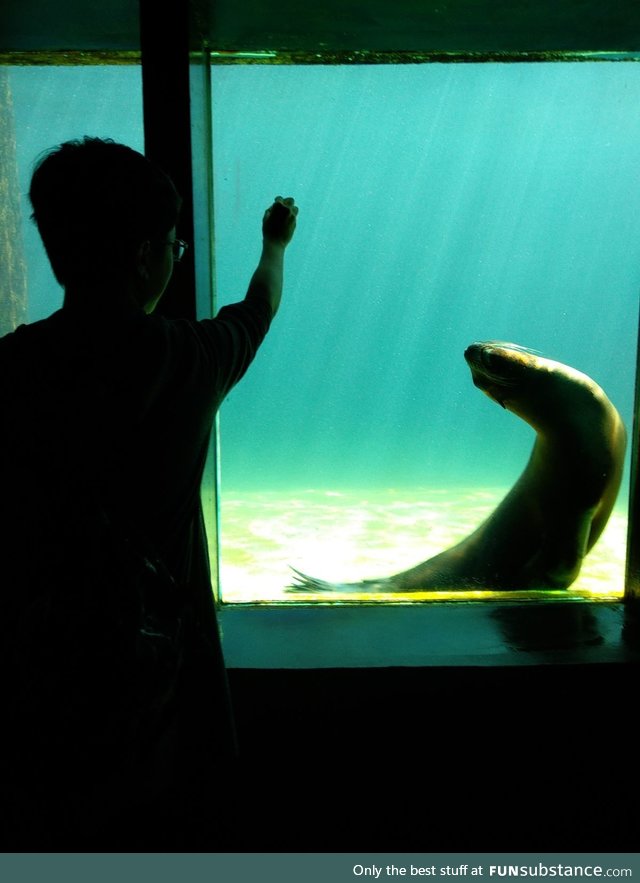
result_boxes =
[2,292,270,566]
[0,295,271,841]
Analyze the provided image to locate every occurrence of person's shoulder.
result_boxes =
[217,298,273,324]
[151,299,272,328]
[146,300,268,342]
[140,300,273,370]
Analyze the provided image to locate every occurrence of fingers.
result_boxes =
[273,195,299,216]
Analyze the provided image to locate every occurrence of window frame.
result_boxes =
[197,49,640,667]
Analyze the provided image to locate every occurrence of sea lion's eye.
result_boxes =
[482,349,506,374]
[481,348,523,385]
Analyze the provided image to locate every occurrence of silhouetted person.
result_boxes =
[0,137,297,847]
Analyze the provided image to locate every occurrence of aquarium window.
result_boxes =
[211,61,640,606]
[0,65,143,331]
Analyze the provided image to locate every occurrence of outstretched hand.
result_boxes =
[263,196,298,247]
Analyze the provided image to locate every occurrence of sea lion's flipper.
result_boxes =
[287,567,337,592]
[287,567,393,594]
[519,515,592,589]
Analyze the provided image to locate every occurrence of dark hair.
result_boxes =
[29,137,181,287]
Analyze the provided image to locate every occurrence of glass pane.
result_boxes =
[212,62,640,603]
[2,65,143,327]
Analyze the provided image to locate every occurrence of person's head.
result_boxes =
[29,137,182,310]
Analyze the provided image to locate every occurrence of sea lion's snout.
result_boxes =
[465,342,506,379]
[465,341,529,382]
[464,343,481,367]
[465,342,507,372]
[464,341,529,409]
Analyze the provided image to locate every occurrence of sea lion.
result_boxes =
[289,341,627,593]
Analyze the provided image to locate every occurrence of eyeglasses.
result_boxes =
[166,238,188,262]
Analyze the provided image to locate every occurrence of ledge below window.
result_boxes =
[218,598,640,668]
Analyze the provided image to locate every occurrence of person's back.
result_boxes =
[0,137,297,848]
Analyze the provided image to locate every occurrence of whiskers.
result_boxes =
[480,340,541,356]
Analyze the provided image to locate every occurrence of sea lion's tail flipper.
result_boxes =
[287,567,337,592]
[286,566,392,594]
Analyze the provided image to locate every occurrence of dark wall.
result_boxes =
[226,663,639,851]
[3,0,639,53]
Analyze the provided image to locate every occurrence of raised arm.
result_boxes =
[245,196,298,318]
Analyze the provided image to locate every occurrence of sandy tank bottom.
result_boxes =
[216,486,628,603]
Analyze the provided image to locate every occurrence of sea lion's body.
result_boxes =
[290,342,626,593]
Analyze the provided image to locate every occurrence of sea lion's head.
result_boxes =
[464,341,599,433]
[464,342,539,408]
[465,340,626,525]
